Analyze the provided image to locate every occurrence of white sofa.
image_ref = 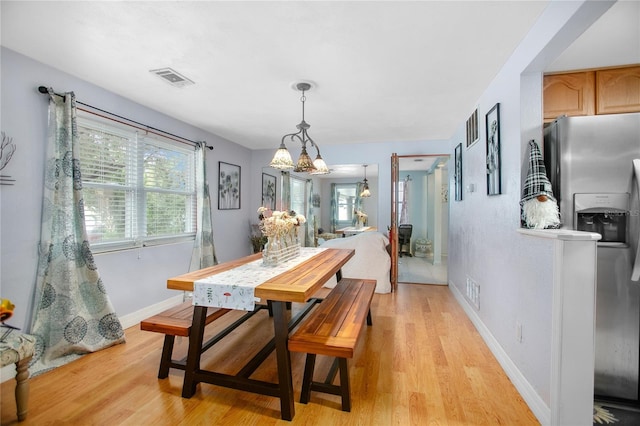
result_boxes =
[320,231,391,293]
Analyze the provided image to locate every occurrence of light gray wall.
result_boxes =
[0,48,253,329]
[447,0,619,417]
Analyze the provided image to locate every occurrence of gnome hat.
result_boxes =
[520,140,556,205]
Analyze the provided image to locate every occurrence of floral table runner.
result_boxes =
[193,247,326,311]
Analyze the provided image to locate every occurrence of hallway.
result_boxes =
[398,254,448,285]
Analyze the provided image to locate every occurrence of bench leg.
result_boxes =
[158,335,175,379]
[300,353,316,404]
[271,301,295,421]
[367,308,372,326]
[338,358,351,412]
[15,356,32,421]
[182,306,208,398]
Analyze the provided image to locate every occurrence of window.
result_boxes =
[397,179,406,223]
[334,183,357,228]
[77,115,196,251]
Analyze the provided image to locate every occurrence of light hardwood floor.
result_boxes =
[1,284,539,425]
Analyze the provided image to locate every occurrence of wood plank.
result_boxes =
[166,249,353,304]
[255,249,354,303]
[167,253,262,291]
[140,302,230,336]
[288,279,375,358]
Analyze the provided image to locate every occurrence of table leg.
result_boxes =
[182,305,207,398]
[271,300,295,420]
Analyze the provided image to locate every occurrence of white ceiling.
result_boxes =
[1,1,549,151]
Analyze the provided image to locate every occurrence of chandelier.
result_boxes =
[360,164,371,197]
[270,82,329,174]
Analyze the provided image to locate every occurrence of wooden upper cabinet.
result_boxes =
[596,66,640,114]
[543,72,595,121]
[543,65,640,121]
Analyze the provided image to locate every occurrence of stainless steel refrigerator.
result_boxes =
[544,113,640,404]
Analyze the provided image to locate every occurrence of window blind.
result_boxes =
[77,115,196,251]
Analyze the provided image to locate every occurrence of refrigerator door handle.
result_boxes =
[632,159,640,281]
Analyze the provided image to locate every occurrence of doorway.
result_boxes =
[390,154,449,289]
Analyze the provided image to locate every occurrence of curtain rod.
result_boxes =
[37,86,213,150]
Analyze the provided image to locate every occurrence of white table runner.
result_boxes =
[193,247,326,311]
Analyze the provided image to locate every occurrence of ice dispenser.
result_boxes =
[574,193,629,245]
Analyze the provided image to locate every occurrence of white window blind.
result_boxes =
[77,115,196,251]
[290,176,306,216]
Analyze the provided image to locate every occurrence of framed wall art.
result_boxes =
[261,172,276,210]
[466,108,479,148]
[218,161,241,209]
[454,143,463,201]
[485,103,501,195]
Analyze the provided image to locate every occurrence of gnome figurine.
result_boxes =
[520,140,561,229]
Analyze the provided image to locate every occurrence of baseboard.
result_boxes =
[1,294,184,384]
[448,281,551,425]
[118,294,184,329]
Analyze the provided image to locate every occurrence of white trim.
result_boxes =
[118,294,184,330]
[448,282,551,425]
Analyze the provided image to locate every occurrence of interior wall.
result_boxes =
[0,47,253,330]
[447,1,617,421]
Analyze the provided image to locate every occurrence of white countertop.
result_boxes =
[517,228,601,241]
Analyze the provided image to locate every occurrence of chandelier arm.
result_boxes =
[281,130,303,145]
[306,135,321,155]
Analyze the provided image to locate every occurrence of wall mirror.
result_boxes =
[261,164,379,242]
[391,154,449,290]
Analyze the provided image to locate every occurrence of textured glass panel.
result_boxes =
[78,125,132,186]
[82,186,132,244]
[146,191,194,236]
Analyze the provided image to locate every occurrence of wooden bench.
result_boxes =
[140,301,231,378]
[288,278,375,412]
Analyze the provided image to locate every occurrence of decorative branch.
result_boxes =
[0,132,16,171]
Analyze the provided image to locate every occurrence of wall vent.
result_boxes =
[149,67,195,88]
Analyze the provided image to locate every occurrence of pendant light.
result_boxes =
[360,164,371,197]
[269,82,330,175]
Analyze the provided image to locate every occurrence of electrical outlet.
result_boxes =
[516,322,523,343]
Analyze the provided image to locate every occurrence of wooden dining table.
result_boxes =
[166,247,355,421]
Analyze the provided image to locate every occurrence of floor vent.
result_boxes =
[149,67,195,88]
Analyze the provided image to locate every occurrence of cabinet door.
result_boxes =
[543,72,595,121]
[597,66,640,114]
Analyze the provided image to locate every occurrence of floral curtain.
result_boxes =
[189,142,218,271]
[330,183,338,232]
[305,179,314,247]
[352,182,364,226]
[280,171,291,211]
[29,90,124,376]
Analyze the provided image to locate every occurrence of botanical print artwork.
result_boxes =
[485,103,501,195]
[454,143,462,201]
[218,162,240,209]
[262,173,276,210]
[0,131,17,185]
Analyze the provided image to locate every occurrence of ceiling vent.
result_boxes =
[149,67,195,88]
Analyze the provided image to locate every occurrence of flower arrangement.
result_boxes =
[257,207,306,240]
[354,209,368,227]
[257,207,306,265]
